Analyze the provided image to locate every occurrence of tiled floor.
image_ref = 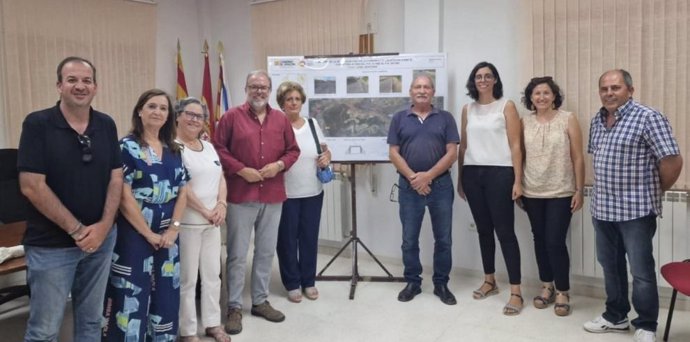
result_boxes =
[1,251,688,342]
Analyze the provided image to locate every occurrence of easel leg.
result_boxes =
[315,163,404,299]
[317,237,354,277]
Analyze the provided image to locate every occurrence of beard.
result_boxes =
[249,98,267,111]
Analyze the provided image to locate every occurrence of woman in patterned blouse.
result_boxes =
[520,77,584,316]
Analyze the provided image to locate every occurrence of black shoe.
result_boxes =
[434,284,457,305]
[397,283,422,302]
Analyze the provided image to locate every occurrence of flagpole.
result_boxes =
[215,41,230,128]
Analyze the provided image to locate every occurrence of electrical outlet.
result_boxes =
[468,223,477,231]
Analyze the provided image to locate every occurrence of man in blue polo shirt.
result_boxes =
[387,73,459,305]
[583,69,683,342]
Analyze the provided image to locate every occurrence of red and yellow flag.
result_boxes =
[176,39,188,100]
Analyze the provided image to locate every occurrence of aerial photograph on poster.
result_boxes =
[309,97,445,137]
[268,53,447,161]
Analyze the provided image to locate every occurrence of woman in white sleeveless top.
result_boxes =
[520,77,584,316]
[175,97,230,342]
[457,61,524,315]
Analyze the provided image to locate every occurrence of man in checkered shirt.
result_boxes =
[583,69,683,342]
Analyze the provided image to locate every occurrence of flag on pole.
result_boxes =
[176,39,188,100]
[201,40,215,137]
[215,42,231,127]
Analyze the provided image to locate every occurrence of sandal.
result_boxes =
[554,292,571,317]
[205,326,231,342]
[533,285,555,309]
[503,293,524,316]
[472,280,499,300]
[179,336,200,342]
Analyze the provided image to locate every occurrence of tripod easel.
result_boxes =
[316,162,405,299]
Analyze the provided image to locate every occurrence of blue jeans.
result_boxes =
[277,192,324,291]
[593,214,658,332]
[24,227,116,342]
[398,172,454,286]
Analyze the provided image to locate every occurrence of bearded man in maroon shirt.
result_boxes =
[213,70,300,335]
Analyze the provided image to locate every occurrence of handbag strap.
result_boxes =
[307,118,323,154]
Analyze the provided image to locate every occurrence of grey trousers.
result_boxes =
[226,202,282,309]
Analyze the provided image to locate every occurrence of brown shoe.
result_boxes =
[250,301,285,322]
[224,308,242,335]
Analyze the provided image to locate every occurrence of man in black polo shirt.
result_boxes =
[387,73,460,305]
[17,56,122,341]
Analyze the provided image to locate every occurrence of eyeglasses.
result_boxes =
[474,74,495,82]
[183,110,208,121]
[77,134,92,163]
[247,85,270,92]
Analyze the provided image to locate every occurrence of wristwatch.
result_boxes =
[172,221,181,228]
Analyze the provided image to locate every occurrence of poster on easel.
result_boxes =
[268,53,448,162]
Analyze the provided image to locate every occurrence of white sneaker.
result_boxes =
[633,329,656,342]
[583,315,630,333]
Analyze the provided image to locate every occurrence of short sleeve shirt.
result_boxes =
[387,105,459,173]
[588,99,680,221]
[17,103,121,247]
[120,135,188,206]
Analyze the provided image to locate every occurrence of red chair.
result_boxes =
[661,259,690,341]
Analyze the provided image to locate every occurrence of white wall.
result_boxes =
[155,0,253,108]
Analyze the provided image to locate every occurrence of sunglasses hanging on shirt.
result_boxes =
[77,134,93,163]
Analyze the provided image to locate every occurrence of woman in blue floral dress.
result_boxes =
[102,89,188,341]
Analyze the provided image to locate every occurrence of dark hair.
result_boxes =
[57,56,96,83]
[465,61,503,101]
[599,69,633,89]
[130,89,180,154]
[275,81,307,109]
[521,76,564,111]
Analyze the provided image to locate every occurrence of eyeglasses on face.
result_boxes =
[182,110,208,121]
[474,73,496,82]
[247,85,270,92]
[77,134,92,163]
